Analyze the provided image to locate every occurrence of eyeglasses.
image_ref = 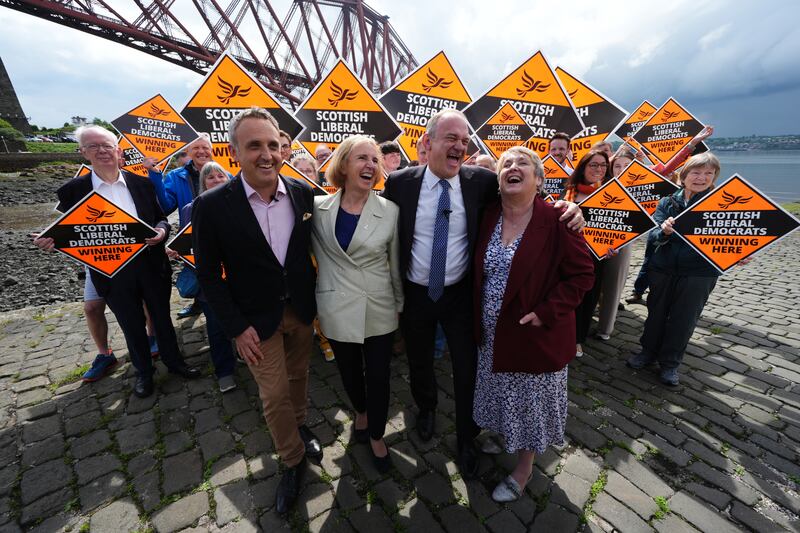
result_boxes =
[587,162,608,170]
[82,143,117,153]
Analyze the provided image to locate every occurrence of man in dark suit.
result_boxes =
[34,125,201,398]
[383,110,583,478]
[192,107,321,515]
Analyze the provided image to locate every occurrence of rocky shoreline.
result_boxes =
[1,164,86,311]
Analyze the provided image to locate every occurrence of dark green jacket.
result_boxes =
[648,188,720,278]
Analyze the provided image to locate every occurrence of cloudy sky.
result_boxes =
[1,0,798,137]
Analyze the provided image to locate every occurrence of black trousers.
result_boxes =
[640,270,717,370]
[575,256,605,344]
[103,260,184,377]
[400,278,479,448]
[328,332,394,440]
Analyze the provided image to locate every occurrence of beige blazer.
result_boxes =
[311,190,404,343]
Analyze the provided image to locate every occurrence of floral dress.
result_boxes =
[473,217,569,454]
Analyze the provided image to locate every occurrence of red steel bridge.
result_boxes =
[0,0,418,106]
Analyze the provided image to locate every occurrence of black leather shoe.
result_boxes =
[298,425,323,461]
[168,365,202,379]
[416,409,435,442]
[134,375,154,398]
[457,441,479,480]
[371,441,392,474]
[275,458,305,515]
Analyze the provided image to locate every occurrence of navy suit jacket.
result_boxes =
[381,164,499,280]
[191,175,317,341]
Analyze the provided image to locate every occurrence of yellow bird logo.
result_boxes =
[217,76,252,104]
[328,81,358,107]
[422,68,453,93]
[636,110,653,120]
[516,71,550,97]
[626,172,647,184]
[86,205,117,223]
[718,190,753,209]
[148,103,169,119]
[600,192,624,208]
[568,88,579,99]
[499,111,515,123]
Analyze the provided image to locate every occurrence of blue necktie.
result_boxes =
[428,179,451,302]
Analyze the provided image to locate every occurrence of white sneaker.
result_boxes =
[218,375,237,393]
[492,475,524,502]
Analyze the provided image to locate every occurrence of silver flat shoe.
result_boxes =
[481,436,503,455]
[492,475,524,502]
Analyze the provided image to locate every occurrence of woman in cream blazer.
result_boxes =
[311,135,403,472]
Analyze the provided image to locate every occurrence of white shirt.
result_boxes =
[407,166,469,286]
[91,170,138,218]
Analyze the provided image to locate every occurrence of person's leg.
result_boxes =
[597,247,631,337]
[103,280,153,378]
[433,323,447,359]
[139,271,184,370]
[632,240,655,296]
[248,318,306,468]
[512,450,535,487]
[200,301,235,378]
[329,339,367,421]
[362,332,394,442]
[400,282,439,414]
[84,299,109,354]
[438,281,480,449]
[656,276,717,370]
[638,270,674,357]
[575,259,604,346]
[280,306,313,429]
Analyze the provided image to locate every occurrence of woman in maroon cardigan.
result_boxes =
[472,146,595,502]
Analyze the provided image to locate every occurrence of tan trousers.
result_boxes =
[248,305,313,467]
[598,245,633,336]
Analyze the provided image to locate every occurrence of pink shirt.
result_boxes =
[241,175,295,266]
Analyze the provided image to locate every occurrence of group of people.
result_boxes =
[33,103,737,514]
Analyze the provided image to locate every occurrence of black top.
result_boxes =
[335,207,360,252]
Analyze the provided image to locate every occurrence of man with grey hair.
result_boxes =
[383,109,584,479]
[192,106,320,515]
[34,125,201,397]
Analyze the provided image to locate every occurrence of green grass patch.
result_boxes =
[709,326,725,335]
[26,142,78,153]
[582,469,608,522]
[782,202,800,215]
[652,495,670,520]
[49,364,90,391]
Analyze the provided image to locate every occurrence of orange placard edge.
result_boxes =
[378,50,473,103]
[556,66,628,140]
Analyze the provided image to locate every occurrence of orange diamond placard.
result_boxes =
[615,100,657,141]
[617,160,679,215]
[476,102,534,159]
[167,222,194,268]
[672,175,800,272]
[380,51,472,162]
[294,59,402,157]
[631,98,704,165]
[465,51,584,159]
[579,179,656,260]
[541,155,570,200]
[181,52,304,175]
[39,190,157,277]
[112,94,199,164]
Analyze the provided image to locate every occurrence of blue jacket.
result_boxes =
[648,188,720,278]
[148,161,199,226]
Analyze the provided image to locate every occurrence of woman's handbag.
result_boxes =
[176,266,200,298]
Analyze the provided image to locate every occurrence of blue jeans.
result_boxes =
[200,301,235,378]
[633,240,655,295]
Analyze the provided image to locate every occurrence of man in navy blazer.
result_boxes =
[192,107,320,515]
[383,110,584,479]
[35,125,201,398]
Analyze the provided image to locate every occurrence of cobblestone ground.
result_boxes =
[1,236,799,533]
